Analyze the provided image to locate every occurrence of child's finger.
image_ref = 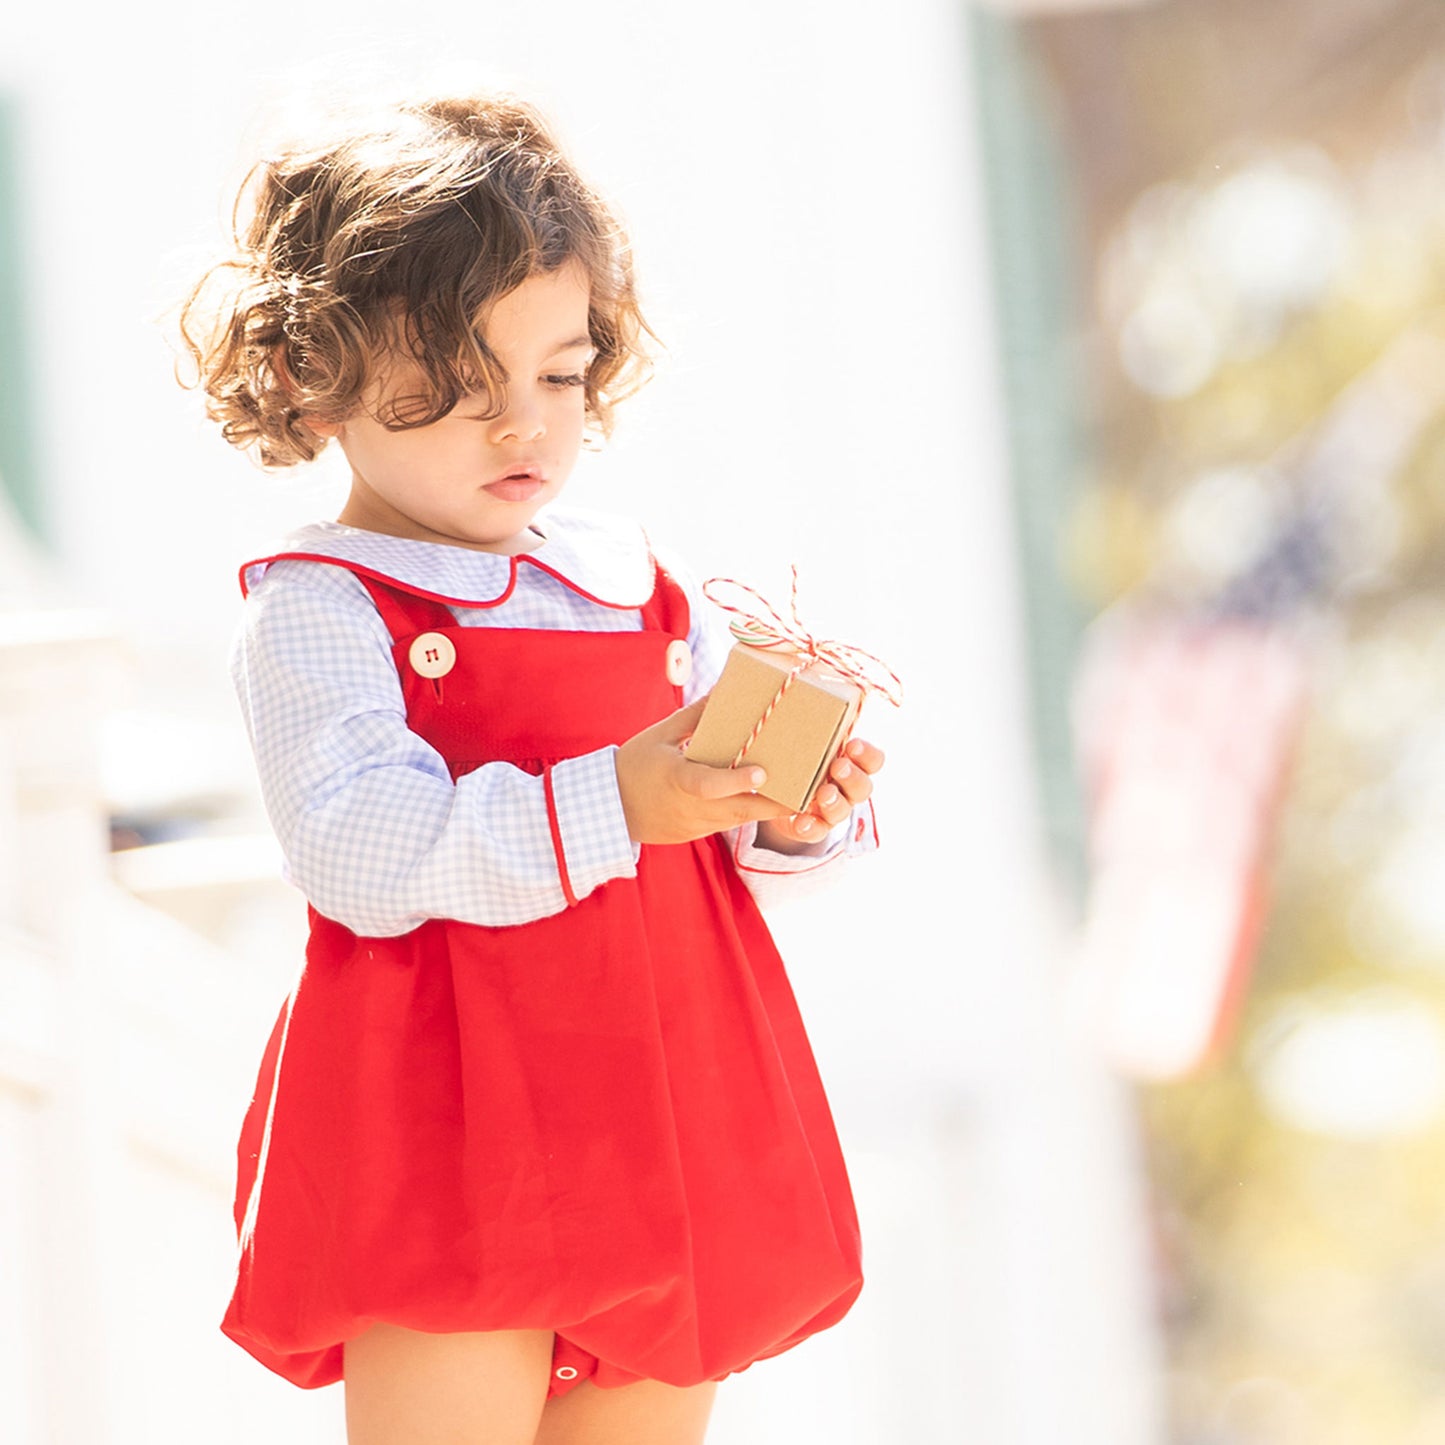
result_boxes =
[677,758,769,801]
[785,813,822,842]
[809,784,852,829]
[646,696,709,749]
[779,813,822,841]
[842,738,885,775]
[828,755,875,806]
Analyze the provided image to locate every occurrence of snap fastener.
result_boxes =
[408,631,457,679]
[554,1365,579,1380]
[665,638,693,686]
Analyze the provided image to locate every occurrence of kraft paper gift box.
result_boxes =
[686,644,863,813]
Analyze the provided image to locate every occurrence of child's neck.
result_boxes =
[333,500,547,557]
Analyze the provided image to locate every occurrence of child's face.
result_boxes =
[322,262,594,554]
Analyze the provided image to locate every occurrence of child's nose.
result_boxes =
[490,392,546,444]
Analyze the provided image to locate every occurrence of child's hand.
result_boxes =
[615,698,792,845]
[755,738,884,855]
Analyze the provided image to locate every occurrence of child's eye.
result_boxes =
[543,373,587,390]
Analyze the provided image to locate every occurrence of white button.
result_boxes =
[665,638,693,686]
[555,1365,579,1380]
[408,631,457,679]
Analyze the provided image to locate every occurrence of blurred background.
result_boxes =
[4,0,1445,1441]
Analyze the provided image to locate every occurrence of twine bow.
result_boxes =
[702,568,903,769]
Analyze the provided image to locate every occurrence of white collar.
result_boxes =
[239,504,657,609]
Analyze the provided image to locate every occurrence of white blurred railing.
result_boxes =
[0,589,343,1445]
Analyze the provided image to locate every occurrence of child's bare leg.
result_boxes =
[533,1378,717,1445]
[343,1324,552,1445]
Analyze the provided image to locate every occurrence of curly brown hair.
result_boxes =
[178,92,655,467]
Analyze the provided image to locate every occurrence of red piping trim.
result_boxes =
[239,552,520,605]
[862,796,880,848]
[517,552,655,611]
[542,764,579,907]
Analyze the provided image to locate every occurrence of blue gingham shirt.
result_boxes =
[231,505,875,936]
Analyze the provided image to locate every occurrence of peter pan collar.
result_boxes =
[239,504,658,610]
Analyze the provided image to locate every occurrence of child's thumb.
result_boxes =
[653,695,708,748]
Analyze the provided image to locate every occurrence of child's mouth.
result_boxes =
[484,470,545,502]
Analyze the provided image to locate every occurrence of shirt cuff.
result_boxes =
[731,799,879,876]
[546,746,640,901]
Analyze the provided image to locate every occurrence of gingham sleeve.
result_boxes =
[661,547,879,908]
[232,561,636,935]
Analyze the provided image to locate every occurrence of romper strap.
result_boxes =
[639,562,691,640]
[351,572,458,642]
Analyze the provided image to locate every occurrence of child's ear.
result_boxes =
[298,413,342,441]
[272,346,340,439]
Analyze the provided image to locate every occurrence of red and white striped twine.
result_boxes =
[702,568,903,768]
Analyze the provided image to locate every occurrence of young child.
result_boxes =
[182,90,885,1445]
